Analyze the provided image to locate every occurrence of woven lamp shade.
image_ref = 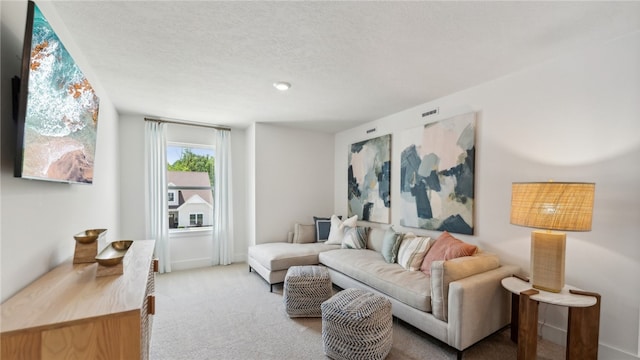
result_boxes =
[510,182,595,292]
[510,182,595,231]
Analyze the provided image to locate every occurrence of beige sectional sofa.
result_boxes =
[248,226,518,357]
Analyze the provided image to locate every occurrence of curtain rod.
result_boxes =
[144,117,231,131]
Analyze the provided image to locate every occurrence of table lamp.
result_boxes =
[510,181,595,293]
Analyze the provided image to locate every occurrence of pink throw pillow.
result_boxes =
[420,231,478,275]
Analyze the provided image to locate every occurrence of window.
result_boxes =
[189,213,204,226]
[167,144,214,230]
[167,185,179,206]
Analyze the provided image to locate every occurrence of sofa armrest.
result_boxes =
[446,264,520,350]
[430,252,500,321]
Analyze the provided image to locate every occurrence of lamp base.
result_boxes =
[530,230,565,293]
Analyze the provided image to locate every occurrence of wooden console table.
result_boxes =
[1,240,157,360]
[501,276,601,360]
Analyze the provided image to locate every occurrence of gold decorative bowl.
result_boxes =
[95,253,124,267]
[94,240,133,266]
[73,229,107,244]
[111,240,133,251]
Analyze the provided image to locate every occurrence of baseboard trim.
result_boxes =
[170,254,247,271]
[171,258,211,271]
[540,322,639,360]
[598,345,640,360]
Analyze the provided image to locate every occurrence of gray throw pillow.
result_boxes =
[293,223,317,244]
[381,227,403,263]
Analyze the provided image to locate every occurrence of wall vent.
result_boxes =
[366,128,376,134]
[422,108,439,117]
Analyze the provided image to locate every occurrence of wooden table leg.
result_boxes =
[518,289,539,360]
[511,293,519,343]
[567,290,601,360]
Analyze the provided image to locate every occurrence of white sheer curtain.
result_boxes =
[145,121,171,273]
[213,129,234,265]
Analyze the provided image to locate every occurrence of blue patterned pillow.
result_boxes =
[342,226,370,249]
[314,216,340,242]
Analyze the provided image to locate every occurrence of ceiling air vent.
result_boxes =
[422,108,439,117]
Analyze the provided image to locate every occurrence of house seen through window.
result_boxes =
[167,144,214,230]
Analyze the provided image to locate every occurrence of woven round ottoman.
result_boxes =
[283,265,333,317]
[321,288,393,360]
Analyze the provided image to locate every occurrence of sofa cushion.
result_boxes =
[248,242,341,271]
[398,236,434,271]
[292,223,317,244]
[430,252,500,321]
[342,226,369,249]
[421,231,478,275]
[319,249,432,312]
[326,215,358,245]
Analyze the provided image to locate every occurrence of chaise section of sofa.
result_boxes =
[248,218,347,291]
[248,242,339,291]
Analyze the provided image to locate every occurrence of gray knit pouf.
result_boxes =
[283,265,332,317]
[321,288,393,360]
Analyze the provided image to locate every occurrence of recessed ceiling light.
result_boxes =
[273,81,291,91]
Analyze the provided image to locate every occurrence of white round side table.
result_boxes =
[501,275,600,360]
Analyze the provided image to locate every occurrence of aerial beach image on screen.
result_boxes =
[22,4,100,184]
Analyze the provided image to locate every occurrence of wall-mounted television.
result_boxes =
[14,1,100,184]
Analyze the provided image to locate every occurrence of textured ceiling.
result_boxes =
[49,1,640,133]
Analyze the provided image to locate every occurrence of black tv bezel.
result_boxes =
[14,0,35,180]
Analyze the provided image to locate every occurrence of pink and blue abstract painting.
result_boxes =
[399,113,476,235]
[348,134,391,224]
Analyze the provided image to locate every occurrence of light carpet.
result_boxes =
[150,263,563,360]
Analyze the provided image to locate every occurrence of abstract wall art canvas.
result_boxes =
[398,113,476,235]
[348,134,391,224]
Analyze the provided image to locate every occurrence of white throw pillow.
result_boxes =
[397,236,434,271]
[326,215,358,245]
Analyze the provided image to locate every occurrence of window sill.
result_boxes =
[169,227,213,235]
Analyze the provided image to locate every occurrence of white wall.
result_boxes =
[252,123,335,245]
[118,115,146,240]
[230,127,247,260]
[245,124,256,248]
[1,1,120,301]
[335,31,640,359]
[169,229,212,271]
[117,115,248,264]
